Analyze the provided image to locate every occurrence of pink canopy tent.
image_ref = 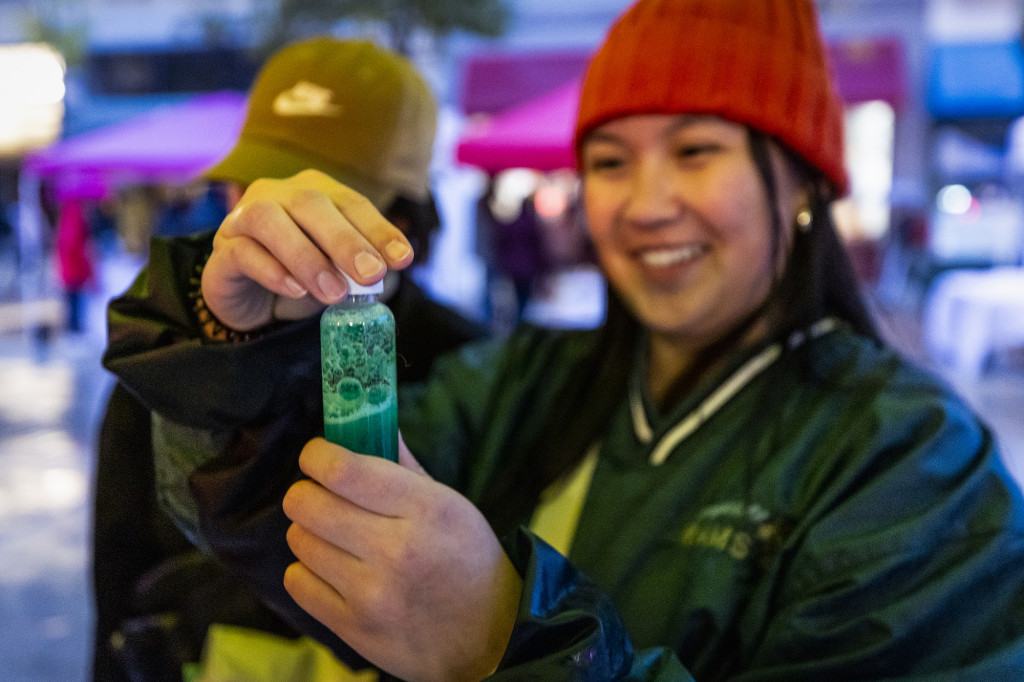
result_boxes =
[23,90,247,199]
[453,36,907,176]
[455,79,581,174]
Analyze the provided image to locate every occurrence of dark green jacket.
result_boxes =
[104,237,1024,681]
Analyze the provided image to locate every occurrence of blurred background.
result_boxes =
[1,0,1023,679]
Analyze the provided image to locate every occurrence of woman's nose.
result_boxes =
[623,157,678,226]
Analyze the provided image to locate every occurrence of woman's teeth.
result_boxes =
[640,245,702,267]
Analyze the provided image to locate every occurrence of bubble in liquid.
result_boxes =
[335,377,364,416]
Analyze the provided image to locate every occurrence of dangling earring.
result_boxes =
[796,208,813,232]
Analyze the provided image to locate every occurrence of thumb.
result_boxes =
[397,432,430,477]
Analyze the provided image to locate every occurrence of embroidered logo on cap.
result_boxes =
[272,81,342,117]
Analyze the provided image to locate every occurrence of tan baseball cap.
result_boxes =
[203,38,437,209]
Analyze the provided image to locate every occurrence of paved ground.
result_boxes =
[0,242,1021,681]
[0,333,109,682]
[0,240,137,682]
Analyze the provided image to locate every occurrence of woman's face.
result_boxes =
[581,114,806,348]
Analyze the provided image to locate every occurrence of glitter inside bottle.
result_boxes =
[320,273,398,461]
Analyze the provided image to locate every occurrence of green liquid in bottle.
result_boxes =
[320,290,398,461]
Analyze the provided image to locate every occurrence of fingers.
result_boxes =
[281,183,400,284]
[282,556,399,675]
[285,522,364,593]
[204,170,416,326]
[282,559,354,638]
[283,437,522,681]
[297,438,426,516]
[260,185,382,296]
[209,228,309,301]
[259,169,415,285]
[283,479,385,560]
[205,227,311,316]
[218,196,348,306]
[284,169,415,272]
[202,195,335,330]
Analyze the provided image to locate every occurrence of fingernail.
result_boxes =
[283,276,307,297]
[354,251,385,279]
[317,270,344,301]
[384,240,412,262]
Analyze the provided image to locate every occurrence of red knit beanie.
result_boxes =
[575,0,848,196]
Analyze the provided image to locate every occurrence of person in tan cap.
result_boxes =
[91,37,485,682]
[103,1,1024,679]
[204,37,437,223]
[198,37,451,334]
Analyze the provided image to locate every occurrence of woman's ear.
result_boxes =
[789,180,816,228]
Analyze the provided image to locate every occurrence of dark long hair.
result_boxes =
[480,129,879,534]
[746,130,879,342]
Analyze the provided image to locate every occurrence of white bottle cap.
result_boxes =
[342,271,384,295]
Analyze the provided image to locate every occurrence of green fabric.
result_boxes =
[397,325,1024,680]
[103,235,1024,680]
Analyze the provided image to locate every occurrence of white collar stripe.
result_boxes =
[648,344,782,465]
[630,389,654,443]
[634,318,840,466]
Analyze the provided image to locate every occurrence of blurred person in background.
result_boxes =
[91,37,486,682]
[54,197,96,333]
[476,175,551,332]
[102,0,1024,679]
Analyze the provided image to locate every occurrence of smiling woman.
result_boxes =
[101,0,1024,679]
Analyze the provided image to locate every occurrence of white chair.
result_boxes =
[923,266,1024,378]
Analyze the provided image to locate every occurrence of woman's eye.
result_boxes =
[676,144,718,160]
[586,156,625,173]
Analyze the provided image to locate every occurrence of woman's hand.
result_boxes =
[282,437,523,682]
[201,169,415,332]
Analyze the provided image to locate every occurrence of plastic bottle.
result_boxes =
[320,273,398,461]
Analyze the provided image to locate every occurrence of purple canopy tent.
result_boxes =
[16,91,247,329]
[455,80,581,173]
[23,91,247,200]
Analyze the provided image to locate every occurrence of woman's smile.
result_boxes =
[632,241,710,289]
[635,242,707,269]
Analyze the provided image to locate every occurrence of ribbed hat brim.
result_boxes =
[202,135,396,210]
